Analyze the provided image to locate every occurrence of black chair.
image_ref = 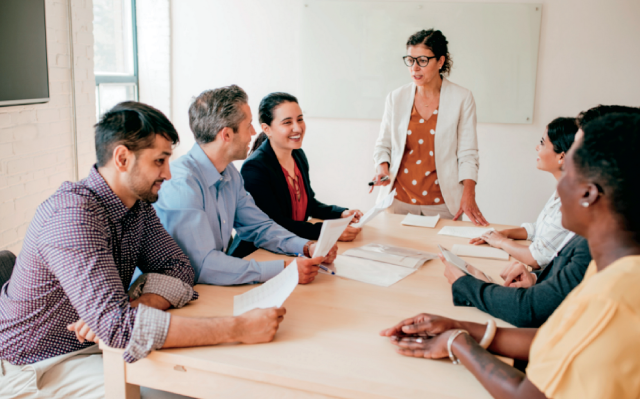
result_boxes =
[0,250,16,288]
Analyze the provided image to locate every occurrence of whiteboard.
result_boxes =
[299,1,542,124]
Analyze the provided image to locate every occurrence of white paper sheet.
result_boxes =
[325,255,417,287]
[343,243,437,269]
[312,215,354,257]
[401,213,440,228]
[351,189,397,228]
[233,260,299,316]
[451,244,510,260]
[437,226,495,239]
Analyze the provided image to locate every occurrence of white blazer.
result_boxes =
[373,78,479,215]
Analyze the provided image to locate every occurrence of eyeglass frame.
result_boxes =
[403,55,437,67]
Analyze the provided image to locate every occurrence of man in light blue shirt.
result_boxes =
[154,85,336,285]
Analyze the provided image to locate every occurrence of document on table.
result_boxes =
[351,189,396,228]
[312,214,355,257]
[401,213,440,228]
[451,244,510,260]
[437,226,495,239]
[325,255,418,287]
[343,243,437,269]
[233,260,299,316]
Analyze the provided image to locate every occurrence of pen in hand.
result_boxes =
[368,176,390,186]
[297,254,335,275]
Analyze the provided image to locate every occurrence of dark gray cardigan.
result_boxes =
[451,235,591,328]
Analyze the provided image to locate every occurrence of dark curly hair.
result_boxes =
[406,29,452,77]
[546,117,578,154]
[574,113,640,239]
[576,105,640,129]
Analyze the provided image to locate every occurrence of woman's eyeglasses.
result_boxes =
[403,55,437,67]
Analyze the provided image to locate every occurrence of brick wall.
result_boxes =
[0,0,96,254]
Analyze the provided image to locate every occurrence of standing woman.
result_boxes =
[230,93,362,258]
[371,29,487,225]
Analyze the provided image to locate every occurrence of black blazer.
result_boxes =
[229,139,346,258]
[451,235,591,328]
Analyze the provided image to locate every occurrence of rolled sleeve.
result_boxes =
[131,273,197,309]
[521,222,536,241]
[123,303,170,363]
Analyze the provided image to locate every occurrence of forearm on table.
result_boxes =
[455,321,536,360]
[499,240,539,268]
[162,315,238,348]
[453,333,545,399]
[501,227,529,240]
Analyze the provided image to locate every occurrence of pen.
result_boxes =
[368,176,389,186]
[296,254,336,275]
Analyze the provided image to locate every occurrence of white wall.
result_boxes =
[171,0,640,226]
[0,0,96,253]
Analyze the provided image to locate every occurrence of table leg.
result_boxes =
[102,348,140,399]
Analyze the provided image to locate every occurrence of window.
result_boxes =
[93,0,138,119]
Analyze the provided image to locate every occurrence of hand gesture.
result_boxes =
[234,307,286,344]
[67,319,99,344]
[379,313,461,339]
[500,261,537,288]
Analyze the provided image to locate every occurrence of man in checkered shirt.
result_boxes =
[0,102,286,398]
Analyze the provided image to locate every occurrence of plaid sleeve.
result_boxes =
[122,303,170,363]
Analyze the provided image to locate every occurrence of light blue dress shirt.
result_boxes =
[154,144,306,285]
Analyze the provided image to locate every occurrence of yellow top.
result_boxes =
[527,256,640,398]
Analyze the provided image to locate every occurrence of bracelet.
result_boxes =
[479,319,497,349]
[303,241,314,258]
[447,329,469,364]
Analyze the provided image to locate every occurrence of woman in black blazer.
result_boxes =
[230,92,362,258]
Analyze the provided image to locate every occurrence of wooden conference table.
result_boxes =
[102,214,519,398]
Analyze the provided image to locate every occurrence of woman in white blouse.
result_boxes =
[471,117,578,269]
[371,29,486,225]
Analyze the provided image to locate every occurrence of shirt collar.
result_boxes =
[188,143,231,188]
[85,165,132,222]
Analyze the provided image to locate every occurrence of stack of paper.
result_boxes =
[401,213,440,228]
[437,226,495,239]
[233,260,299,316]
[351,189,396,228]
[451,244,509,261]
[325,255,417,287]
[343,243,437,269]
[312,214,354,257]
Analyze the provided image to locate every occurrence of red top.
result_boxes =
[281,162,308,221]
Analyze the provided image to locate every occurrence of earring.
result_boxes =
[581,202,589,208]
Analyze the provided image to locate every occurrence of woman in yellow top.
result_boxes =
[381,112,640,398]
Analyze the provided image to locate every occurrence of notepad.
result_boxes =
[312,214,355,257]
[437,226,495,239]
[343,243,437,269]
[233,260,299,316]
[352,189,396,228]
[325,255,418,287]
[401,213,440,228]
[451,244,510,260]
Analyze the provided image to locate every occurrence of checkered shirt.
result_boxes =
[0,166,198,365]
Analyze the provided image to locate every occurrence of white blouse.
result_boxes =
[521,190,572,268]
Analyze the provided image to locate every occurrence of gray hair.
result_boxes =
[188,85,249,144]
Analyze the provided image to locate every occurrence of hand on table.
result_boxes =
[477,230,508,249]
[67,319,99,344]
[500,261,537,288]
[308,242,338,265]
[339,226,362,242]
[342,209,363,223]
[379,313,461,339]
[234,307,286,344]
[453,187,488,226]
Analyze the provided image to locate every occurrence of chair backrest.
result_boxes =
[0,250,16,288]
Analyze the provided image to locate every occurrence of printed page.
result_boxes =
[352,189,397,228]
[312,214,354,257]
[233,260,299,316]
[437,226,495,239]
[326,255,417,287]
[451,244,510,260]
[343,243,437,269]
[401,213,440,228]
